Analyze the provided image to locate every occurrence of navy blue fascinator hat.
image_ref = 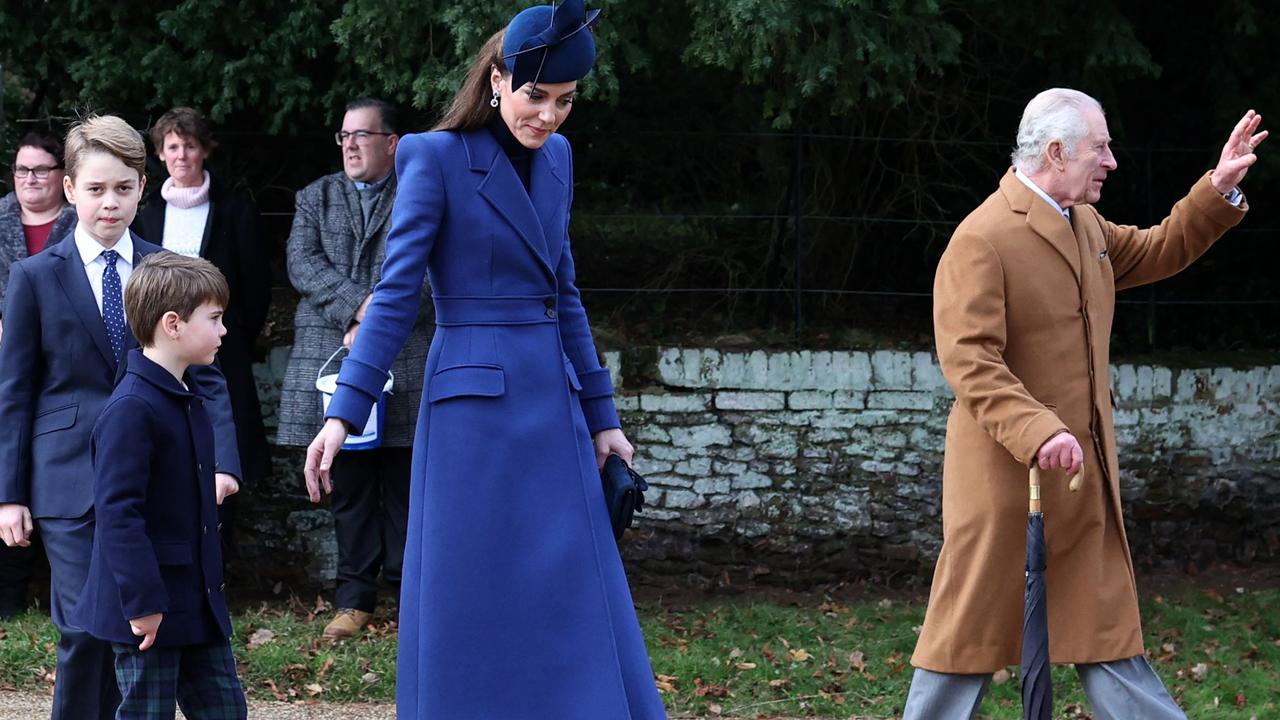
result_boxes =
[502,0,601,89]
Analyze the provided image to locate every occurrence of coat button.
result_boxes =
[545,308,557,319]
[218,583,226,592]
[198,463,203,472]
[202,525,208,535]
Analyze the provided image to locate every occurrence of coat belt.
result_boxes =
[432,295,559,326]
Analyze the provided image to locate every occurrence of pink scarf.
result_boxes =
[160,170,211,209]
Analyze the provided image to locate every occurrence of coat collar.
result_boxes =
[462,129,568,279]
[123,348,198,399]
[1000,169,1082,286]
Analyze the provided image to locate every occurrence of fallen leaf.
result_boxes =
[735,662,757,670]
[992,668,1011,684]
[847,651,867,672]
[247,628,275,650]
[317,656,336,679]
[655,674,678,693]
[708,703,723,715]
[728,647,742,659]
[788,648,812,662]
[304,683,324,696]
[361,672,379,684]
[1191,662,1209,681]
[768,677,790,688]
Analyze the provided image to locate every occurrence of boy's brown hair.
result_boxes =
[149,106,218,154]
[125,252,230,347]
[64,115,146,181]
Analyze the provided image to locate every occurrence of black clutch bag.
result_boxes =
[601,454,648,541]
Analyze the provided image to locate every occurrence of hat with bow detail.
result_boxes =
[502,0,601,89]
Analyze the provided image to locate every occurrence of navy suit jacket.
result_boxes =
[72,350,231,646]
[0,230,241,518]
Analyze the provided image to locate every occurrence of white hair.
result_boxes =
[1011,88,1104,175]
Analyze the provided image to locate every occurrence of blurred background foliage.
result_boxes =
[2,0,1276,352]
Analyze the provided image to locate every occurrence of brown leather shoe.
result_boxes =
[323,609,372,639]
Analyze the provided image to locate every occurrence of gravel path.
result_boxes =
[0,691,397,719]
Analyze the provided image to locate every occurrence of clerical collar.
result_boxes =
[353,173,392,192]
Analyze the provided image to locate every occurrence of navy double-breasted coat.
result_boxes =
[73,350,231,647]
[327,128,666,719]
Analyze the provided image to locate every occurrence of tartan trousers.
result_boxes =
[112,639,247,720]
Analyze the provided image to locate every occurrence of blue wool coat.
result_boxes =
[73,350,231,647]
[327,129,667,720]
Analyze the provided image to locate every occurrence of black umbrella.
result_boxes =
[1021,466,1082,720]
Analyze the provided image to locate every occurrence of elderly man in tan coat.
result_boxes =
[904,88,1266,719]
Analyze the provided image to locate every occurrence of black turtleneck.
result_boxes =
[488,116,533,194]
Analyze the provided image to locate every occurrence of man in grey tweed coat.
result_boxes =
[278,98,431,638]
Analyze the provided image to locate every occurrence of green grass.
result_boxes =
[1,587,1276,718]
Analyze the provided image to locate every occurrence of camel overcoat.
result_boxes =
[912,169,1246,673]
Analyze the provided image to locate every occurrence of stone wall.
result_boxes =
[237,347,1280,592]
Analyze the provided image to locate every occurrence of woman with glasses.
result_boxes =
[1,132,77,327]
[133,107,273,547]
[303,1,667,718]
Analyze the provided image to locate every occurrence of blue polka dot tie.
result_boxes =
[101,249,126,361]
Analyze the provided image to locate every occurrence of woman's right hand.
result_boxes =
[304,418,349,502]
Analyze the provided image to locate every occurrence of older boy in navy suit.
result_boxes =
[0,115,241,720]
[74,252,246,719]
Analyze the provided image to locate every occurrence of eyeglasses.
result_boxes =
[14,165,63,180]
[334,130,393,146]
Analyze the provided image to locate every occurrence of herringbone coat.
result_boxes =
[276,172,431,447]
[912,170,1246,673]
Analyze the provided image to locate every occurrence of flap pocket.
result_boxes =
[153,542,193,566]
[32,403,78,437]
[428,364,505,403]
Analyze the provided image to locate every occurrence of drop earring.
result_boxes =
[490,90,500,108]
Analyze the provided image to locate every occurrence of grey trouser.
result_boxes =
[903,655,1186,720]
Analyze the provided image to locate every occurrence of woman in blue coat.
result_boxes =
[304,2,667,718]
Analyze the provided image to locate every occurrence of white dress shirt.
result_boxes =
[74,224,135,315]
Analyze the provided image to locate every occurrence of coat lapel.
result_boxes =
[49,236,117,368]
[1001,170,1082,287]
[363,175,397,244]
[465,131,556,279]
[530,142,569,271]
[339,179,366,255]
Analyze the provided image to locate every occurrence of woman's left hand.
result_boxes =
[593,428,634,469]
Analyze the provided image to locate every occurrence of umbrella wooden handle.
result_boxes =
[1029,467,1085,511]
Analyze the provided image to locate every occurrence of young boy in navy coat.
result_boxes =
[0,115,241,720]
[73,251,246,719]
